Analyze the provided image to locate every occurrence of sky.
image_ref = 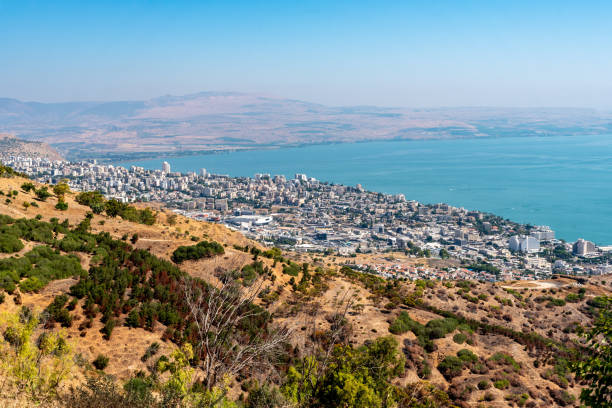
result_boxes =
[1,0,611,107]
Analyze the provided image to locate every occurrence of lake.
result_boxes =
[120,134,612,245]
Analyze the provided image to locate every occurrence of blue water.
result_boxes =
[120,135,612,245]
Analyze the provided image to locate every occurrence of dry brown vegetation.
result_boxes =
[0,175,611,407]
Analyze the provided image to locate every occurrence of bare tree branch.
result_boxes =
[181,272,291,391]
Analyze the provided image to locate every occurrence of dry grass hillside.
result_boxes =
[0,175,610,407]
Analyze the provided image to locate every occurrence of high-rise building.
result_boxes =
[573,239,597,256]
[508,235,540,253]
[162,161,171,174]
[200,168,207,177]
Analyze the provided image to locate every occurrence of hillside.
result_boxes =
[0,174,610,407]
[2,93,612,160]
[0,133,64,161]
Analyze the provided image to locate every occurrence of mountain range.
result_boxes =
[1,92,612,160]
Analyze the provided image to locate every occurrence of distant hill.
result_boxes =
[0,133,64,161]
[1,93,612,160]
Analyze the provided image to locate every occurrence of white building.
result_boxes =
[508,235,540,253]
[531,226,555,241]
[162,161,171,174]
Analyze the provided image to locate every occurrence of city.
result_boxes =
[3,154,612,282]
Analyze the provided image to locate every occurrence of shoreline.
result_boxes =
[107,135,611,246]
[78,131,606,164]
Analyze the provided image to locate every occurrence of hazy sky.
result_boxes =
[2,0,611,107]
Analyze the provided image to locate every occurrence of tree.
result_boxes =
[34,187,51,202]
[0,307,74,402]
[104,199,122,217]
[439,248,450,259]
[181,273,290,393]
[53,182,70,202]
[21,182,35,193]
[283,336,405,408]
[281,291,360,406]
[572,296,612,407]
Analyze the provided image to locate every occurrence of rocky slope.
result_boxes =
[0,133,64,161]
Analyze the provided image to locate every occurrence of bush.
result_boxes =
[0,308,74,402]
[21,182,35,192]
[453,332,467,344]
[0,234,24,253]
[494,379,510,389]
[76,192,156,224]
[490,352,521,371]
[438,356,464,380]
[171,240,224,263]
[101,319,116,340]
[35,187,51,201]
[282,262,301,277]
[457,349,478,364]
[55,202,68,211]
[478,380,490,390]
[565,293,580,303]
[388,311,419,335]
[246,383,287,408]
[45,294,73,327]
[0,245,85,293]
[93,354,109,370]
[141,342,160,362]
[417,359,432,379]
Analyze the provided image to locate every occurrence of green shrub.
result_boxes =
[141,342,160,362]
[494,379,510,389]
[0,245,85,293]
[171,240,224,263]
[21,182,35,192]
[417,359,432,379]
[453,332,467,344]
[35,187,51,201]
[101,319,116,340]
[0,234,24,253]
[457,349,478,364]
[565,293,580,303]
[388,311,419,335]
[438,356,464,379]
[490,352,521,371]
[45,294,73,327]
[282,262,301,277]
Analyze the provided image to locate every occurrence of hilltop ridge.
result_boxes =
[0,133,64,161]
[2,93,612,160]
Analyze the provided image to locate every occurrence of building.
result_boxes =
[200,168,207,177]
[573,238,597,256]
[162,161,171,174]
[531,226,555,241]
[508,235,540,253]
[372,223,385,234]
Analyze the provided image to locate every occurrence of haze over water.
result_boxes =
[123,134,612,245]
